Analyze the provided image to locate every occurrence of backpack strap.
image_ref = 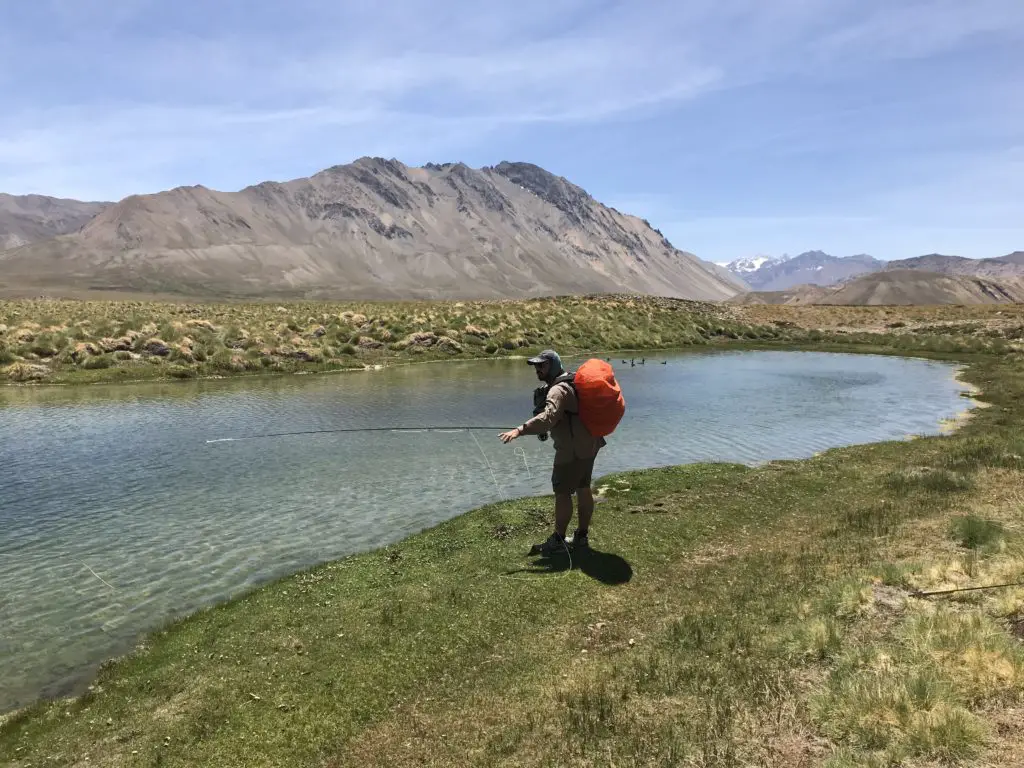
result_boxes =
[550,372,578,435]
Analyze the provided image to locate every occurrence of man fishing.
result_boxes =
[499,349,606,556]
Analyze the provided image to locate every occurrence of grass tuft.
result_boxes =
[951,515,1006,552]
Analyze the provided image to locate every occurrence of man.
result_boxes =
[499,349,605,556]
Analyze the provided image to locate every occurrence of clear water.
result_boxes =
[0,350,972,712]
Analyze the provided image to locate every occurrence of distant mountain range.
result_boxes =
[885,252,1024,279]
[722,250,885,291]
[0,159,740,302]
[731,269,1024,306]
[0,193,110,250]
[722,249,1024,302]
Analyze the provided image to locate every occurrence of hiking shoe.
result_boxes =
[568,529,589,551]
[529,532,568,557]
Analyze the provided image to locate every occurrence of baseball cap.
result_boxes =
[526,349,562,369]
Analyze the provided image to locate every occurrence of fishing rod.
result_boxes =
[204,425,514,444]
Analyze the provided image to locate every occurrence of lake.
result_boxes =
[0,349,974,712]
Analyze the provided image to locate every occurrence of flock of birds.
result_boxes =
[604,357,667,366]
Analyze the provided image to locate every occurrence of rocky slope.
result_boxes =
[0,194,111,250]
[725,250,884,291]
[731,269,1024,306]
[0,159,740,301]
[884,252,1024,279]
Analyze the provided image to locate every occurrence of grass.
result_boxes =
[0,294,767,385]
[1,302,1024,766]
[4,295,1022,386]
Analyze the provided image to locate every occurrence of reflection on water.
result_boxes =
[0,350,972,711]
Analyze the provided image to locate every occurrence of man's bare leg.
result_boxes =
[554,493,574,538]
[576,487,594,532]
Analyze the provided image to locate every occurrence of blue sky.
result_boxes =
[1,0,1022,263]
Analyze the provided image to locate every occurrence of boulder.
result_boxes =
[186,319,218,332]
[310,325,327,339]
[290,349,321,363]
[357,336,384,349]
[144,338,171,356]
[436,336,464,354]
[407,331,438,347]
[71,342,102,362]
[98,337,131,353]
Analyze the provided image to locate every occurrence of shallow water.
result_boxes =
[0,350,972,712]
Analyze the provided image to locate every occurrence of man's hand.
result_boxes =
[499,427,522,444]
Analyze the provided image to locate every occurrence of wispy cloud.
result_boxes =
[0,0,1022,262]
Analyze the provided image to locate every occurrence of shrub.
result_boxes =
[79,354,111,369]
[950,516,1005,552]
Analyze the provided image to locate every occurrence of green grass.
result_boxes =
[5,296,1022,386]
[952,515,1007,552]
[0,294,766,385]
[1,309,1023,766]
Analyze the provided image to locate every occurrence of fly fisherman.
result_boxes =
[499,350,605,555]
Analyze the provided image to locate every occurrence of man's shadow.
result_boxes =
[504,546,632,585]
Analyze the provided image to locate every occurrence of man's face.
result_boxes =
[534,361,549,381]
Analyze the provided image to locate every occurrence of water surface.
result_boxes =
[0,350,973,711]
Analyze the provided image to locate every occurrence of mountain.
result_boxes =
[726,254,790,278]
[698,258,751,292]
[885,252,1024,279]
[0,193,111,250]
[731,269,1024,306]
[0,158,740,302]
[725,250,884,291]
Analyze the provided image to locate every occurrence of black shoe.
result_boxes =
[529,532,568,556]
[568,529,589,551]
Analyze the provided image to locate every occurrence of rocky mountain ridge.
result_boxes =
[0,158,740,302]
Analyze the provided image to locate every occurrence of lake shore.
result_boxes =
[3,295,1023,387]
[2,315,1023,766]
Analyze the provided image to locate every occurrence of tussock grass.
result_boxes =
[3,297,1021,386]
[953,516,1007,553]
[1,294,761,384]
[2,311,1024,766]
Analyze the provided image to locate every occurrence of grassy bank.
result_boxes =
[0,295,760,385]
[2,322,1023,766]
[5,295,1022,386]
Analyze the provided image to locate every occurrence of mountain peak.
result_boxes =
[0,158,742,302]
[726,251,884,291]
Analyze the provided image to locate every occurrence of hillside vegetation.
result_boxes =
[0,295,768,385]
[3,296,1024,386]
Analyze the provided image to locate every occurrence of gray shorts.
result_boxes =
[551,456,596,495]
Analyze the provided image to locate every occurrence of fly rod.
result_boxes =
[204,425,514,443]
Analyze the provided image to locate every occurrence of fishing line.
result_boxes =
[513,446,531,478]
[204,425,512,443]
[205,423,573,580]
[80,561,117,592]
[469,429,507,501]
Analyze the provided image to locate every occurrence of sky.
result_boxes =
[1,0,1022,263]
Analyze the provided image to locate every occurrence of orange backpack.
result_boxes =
[555,358,626,438]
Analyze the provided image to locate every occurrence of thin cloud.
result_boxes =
[0,0,1022,261]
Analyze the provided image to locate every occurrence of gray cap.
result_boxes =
[526,349,562,369]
